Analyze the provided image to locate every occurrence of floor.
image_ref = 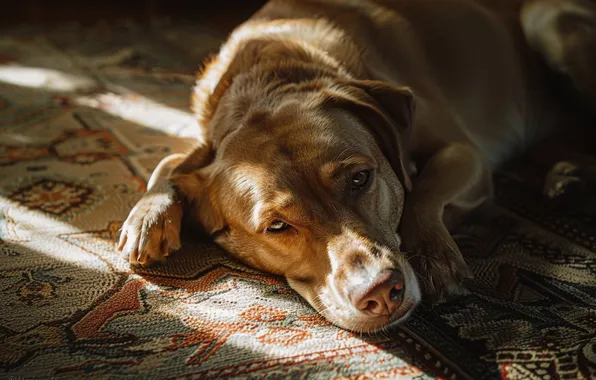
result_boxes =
[1,5,595,379]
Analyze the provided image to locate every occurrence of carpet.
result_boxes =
[0,21,595,380]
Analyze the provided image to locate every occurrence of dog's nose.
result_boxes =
[350,270,405,316]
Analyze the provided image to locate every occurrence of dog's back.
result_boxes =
[220,0,561,168]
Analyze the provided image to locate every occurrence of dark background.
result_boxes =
[2,0,267,33]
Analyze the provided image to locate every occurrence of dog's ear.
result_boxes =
[169,143,225,234]
[323,80,415,192]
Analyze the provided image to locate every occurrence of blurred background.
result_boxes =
[1,0,267,33]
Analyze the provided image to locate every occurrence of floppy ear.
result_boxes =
[168,143,226,235]
[323,80,416,192]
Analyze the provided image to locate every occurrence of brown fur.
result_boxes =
[119,0,596,332]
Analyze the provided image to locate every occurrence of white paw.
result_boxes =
[118,191,183,266]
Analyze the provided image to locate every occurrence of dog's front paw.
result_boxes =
[118,192,183,266]
[402,223,472,303]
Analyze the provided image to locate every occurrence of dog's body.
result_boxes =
[119,0,596,332]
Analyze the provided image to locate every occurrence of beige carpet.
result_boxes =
[1,20,595,379]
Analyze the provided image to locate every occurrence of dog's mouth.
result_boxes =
[337,299,418,334]
[297,261,422,333]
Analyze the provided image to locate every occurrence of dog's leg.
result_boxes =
[399,143,492,302]
[118,154,186,266]
[521,1,596,201]
[521,0,596,104]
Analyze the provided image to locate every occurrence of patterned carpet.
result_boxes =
[0,21,595,380]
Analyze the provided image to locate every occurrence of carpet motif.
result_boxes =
[8,179,97,217]
[0,21,594,379]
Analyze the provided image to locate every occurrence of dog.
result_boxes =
[118,0,596,332]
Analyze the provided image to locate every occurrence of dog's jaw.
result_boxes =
[288,253,422,333]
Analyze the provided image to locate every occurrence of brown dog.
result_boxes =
[118,0,596,332]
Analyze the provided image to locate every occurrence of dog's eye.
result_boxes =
[351,170,371,192]
[267,220,291,233]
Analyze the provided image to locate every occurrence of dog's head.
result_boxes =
[172,67,420,332]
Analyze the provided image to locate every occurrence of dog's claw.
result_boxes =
[117,232,127,252]
[543,161,588,202]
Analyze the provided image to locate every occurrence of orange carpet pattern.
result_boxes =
[1,21,595,379]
